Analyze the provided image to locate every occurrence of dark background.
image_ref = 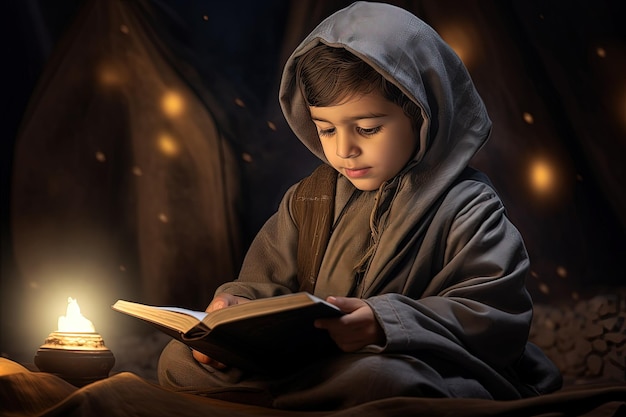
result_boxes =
[2,0,625,365]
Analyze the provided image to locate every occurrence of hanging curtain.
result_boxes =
[11,0,245,311]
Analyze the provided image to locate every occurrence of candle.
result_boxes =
[34,297,115,386]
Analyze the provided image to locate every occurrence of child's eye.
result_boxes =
[357,126,382,136]
[318,128,335,137]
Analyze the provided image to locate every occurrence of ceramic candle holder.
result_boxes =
[34,331,115,387]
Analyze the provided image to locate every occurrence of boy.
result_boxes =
[158,1,561,409]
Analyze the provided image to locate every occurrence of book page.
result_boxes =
[112,300,203,333]
[154,306,207,322]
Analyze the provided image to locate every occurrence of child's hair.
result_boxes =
[295,44,423,132]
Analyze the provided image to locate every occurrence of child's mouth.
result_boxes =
[344,168,370,178]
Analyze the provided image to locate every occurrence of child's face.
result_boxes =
[309,93,417,191]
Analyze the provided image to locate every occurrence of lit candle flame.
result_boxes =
[58,297,96,333]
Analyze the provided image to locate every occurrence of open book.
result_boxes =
[112,292,344,374]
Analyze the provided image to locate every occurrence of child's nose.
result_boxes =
[335,131,360,159]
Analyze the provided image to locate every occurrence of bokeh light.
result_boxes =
[530,158,555,195]
[524,151,576,214]
[157,133,180,157]
[98,64,124,87]
[161,91,185,118]
[438,21,479,70]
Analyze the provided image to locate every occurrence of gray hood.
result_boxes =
[279,1,491,192]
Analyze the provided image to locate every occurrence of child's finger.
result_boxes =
[326,296,366,313]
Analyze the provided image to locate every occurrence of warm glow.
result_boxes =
[95,151,106,162]
[157,133,180,156]
[161,91,185,117]
[530,159,555,194]
[438,22,478,70]
[523,112,535,124]
[621,86,626,131]
[96,61,128,87]
[58,297,96,332]
[98,65,122,86]
[526,155,574,210]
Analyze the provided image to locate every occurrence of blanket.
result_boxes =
[1,359,624,417]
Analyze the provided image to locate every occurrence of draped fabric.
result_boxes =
[1,358,625,417]
[11,0,246,314]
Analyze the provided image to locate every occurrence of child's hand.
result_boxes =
[314,296,385,352]
[192,294,249,368]
[206,293,247,313]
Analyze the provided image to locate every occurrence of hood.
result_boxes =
[279,1,491,190]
